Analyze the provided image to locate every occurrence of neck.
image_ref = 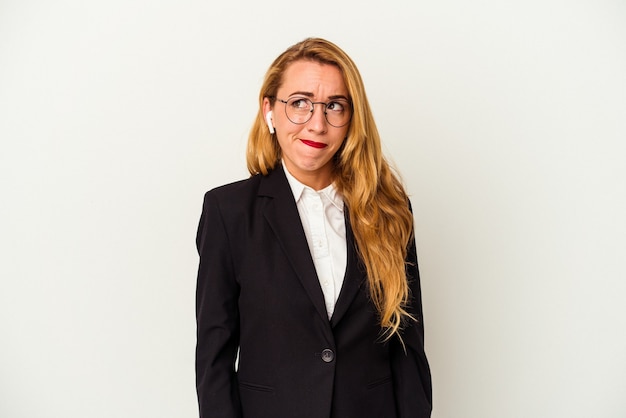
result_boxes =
[281,161,333,191]
[298,174,332,191]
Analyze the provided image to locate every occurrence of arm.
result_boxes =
[390,217,433,417]
[195,191,242,418]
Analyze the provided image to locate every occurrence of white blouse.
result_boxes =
[283,163,347,319]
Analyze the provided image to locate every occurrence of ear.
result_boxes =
[262,98,275,134]
[262,97,272,114]
[265,111,275,134]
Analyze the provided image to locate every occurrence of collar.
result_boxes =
[282,160,344,212]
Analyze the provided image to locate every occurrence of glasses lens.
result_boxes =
[324,100,351,127]
[285,98,313,124]
[285,98,351,127]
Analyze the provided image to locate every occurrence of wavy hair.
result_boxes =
[247,38,415,339]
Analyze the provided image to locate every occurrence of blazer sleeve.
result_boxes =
[195,191,242,418]
[390,211,433,417]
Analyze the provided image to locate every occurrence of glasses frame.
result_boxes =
[272,96,352,128]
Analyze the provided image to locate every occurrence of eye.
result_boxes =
[326,101,345,112]
[289,98,311,110]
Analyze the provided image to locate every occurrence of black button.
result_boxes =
[321,349,334,363]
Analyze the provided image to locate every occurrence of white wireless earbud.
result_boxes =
[265,111,275,134]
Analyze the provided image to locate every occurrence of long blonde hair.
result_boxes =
[247,38,415,339]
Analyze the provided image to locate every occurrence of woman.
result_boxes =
[196,38,431,418]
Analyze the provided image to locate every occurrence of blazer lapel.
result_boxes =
[258,166,330,326]
[330,212,365,328]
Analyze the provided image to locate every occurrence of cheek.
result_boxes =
[274,130,297,154]
[275,134,288,152]
[331,133,348,157]
[274,117,298,138]
[334,131,348,148]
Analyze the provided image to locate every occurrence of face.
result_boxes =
[263,60,350,190]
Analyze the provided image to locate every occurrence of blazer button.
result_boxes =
[321,349,334,363]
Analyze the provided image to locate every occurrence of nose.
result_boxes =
[307,103,328,133]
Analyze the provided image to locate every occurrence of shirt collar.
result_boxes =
[282,160,344,212]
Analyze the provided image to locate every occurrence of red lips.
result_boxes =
[300,139,327,149]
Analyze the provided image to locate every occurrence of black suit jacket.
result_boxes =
[196,166,431,418]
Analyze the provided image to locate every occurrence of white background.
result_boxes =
[1,1,625,417]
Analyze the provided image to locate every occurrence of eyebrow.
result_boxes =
[288,91,350,101]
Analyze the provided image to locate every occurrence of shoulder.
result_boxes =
[201,166,289,210]
[198,175,260,219]
[206,174,261,200]
[203,165,289,203]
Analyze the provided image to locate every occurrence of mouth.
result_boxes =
[300,139,327,149]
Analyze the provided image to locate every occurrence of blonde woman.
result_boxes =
[196,38,431,418]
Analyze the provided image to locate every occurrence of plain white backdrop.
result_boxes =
[1,1,625,417]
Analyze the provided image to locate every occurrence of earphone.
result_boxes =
[265,111,275,134]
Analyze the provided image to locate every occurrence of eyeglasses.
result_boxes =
[273,96,352,128]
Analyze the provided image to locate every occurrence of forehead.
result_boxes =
[279,60,348,97]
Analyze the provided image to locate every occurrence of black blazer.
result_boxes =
[196,166,431,418]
